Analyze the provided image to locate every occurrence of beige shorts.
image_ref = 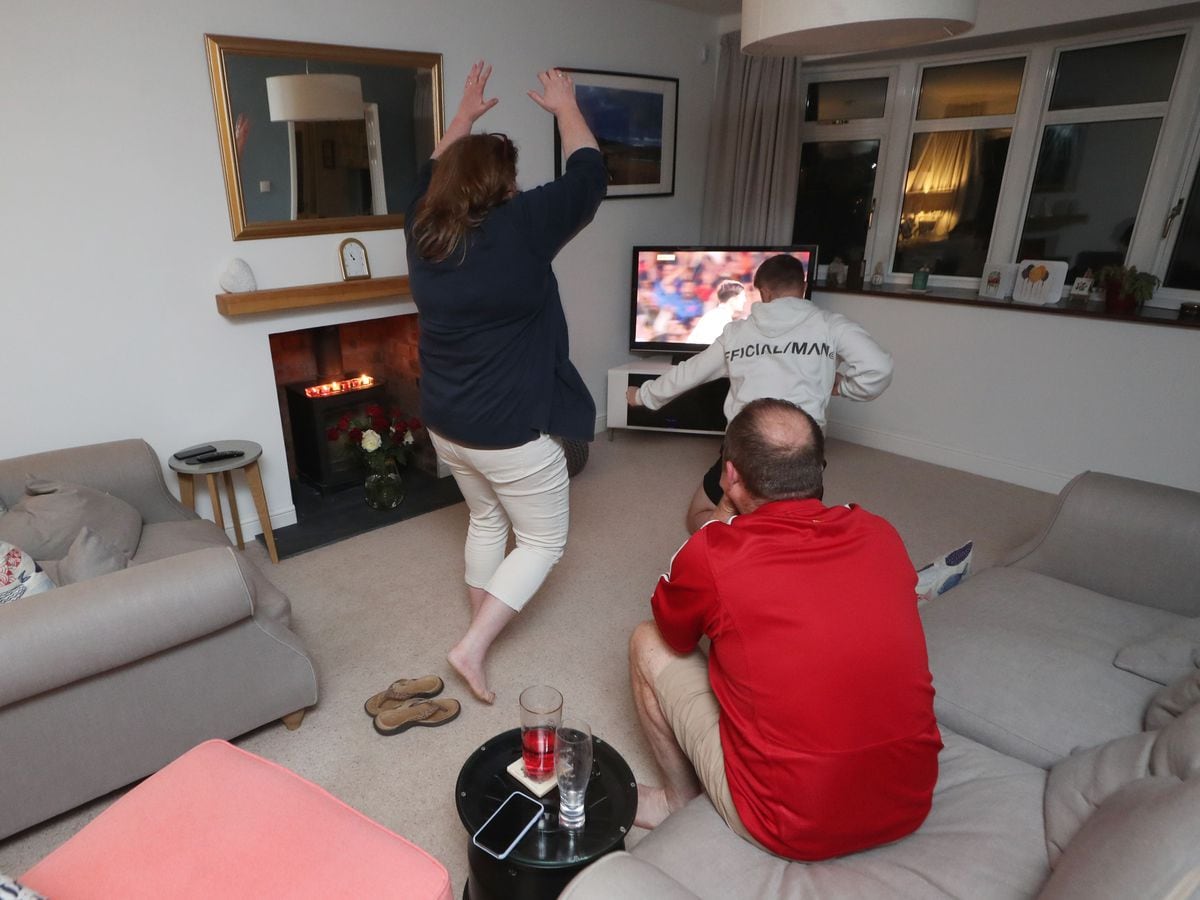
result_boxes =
[652,650,764,849]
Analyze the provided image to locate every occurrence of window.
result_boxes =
[805,78,888,123]
[894,58,1023,276]
[1018,120,1162,279]
[793,140,880,265]
[793,75,893,269]
[1018,36,1185,281]
[791,22,1200,307]
[1164,154,1200,290]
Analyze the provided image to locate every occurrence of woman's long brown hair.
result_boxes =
[410,133,518,263]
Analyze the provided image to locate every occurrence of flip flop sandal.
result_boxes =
[373,698,461,736]
[364,675,445,717]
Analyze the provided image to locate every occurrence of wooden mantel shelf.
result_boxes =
[216,275,410,317]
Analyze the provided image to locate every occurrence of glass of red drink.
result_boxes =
[519,685,563,781]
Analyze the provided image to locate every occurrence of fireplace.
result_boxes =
[285,377,389,491]
[269,315,424,492]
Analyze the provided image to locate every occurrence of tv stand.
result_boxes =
[606,361,727,438]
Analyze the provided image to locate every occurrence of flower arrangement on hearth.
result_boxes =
[327,404,423,473]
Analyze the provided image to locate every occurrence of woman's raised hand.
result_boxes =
[455,60,499,125]
[528,68,598,156]
[527,69,579,115]
[433,60,499,158]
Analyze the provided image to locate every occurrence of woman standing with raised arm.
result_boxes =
[405,61,606,703]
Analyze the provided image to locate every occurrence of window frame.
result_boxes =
[794,18,1200,308]
[795,66,900,278]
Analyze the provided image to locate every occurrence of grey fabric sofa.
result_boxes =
[0,439,318,840]
[562,471,1200,899]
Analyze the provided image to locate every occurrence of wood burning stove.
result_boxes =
[285,377,388,492]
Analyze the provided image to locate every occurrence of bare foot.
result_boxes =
[634,783,672,829]
[447,644,495,704]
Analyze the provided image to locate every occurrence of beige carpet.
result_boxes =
[0,432,1057,892]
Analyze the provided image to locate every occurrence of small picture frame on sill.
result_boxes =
[978,262,1017,300]
[1069,276,1094,297]
[1012,259,1069,306]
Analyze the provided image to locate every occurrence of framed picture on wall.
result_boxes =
[554,69,678,198]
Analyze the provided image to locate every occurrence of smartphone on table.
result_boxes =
[472,791,545,860]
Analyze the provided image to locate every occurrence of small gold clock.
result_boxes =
[338,238,370,281]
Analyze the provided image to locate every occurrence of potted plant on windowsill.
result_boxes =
[1097,265,1160,316]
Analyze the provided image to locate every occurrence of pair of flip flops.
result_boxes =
[365,675,461,736]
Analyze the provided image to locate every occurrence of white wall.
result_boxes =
[820,291,1200,494]
[2,0,718,534]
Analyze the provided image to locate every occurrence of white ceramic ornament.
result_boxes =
[219,258,257,293]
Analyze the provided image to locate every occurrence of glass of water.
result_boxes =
[555,718,593,830]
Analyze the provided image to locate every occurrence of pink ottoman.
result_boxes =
[22,740,452,900]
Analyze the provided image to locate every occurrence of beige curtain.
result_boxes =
[904,131,976,236]
[700,31,804,244]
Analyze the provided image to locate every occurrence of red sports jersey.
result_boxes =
[652,498,941,861]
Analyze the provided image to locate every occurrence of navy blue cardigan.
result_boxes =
[405,147,607,446]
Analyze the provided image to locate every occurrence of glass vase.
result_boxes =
[363,457,404,510]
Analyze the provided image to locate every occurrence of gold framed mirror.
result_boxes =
[205,34,443,240]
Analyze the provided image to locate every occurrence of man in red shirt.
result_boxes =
[630,398,942,860]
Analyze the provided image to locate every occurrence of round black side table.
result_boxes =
[455,728,637,900]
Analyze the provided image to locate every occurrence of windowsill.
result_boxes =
[816,283,1200,331]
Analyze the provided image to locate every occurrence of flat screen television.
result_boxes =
[630,246,818,355]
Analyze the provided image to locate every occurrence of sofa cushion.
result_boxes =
[561,853,702,899]
[0,541,56,604]
[1005,471,1200,616]
[131,519,232,565]
[1044,703,1200,864]
[921,567,1177,768]
[0,480,141,561]
[1038,777,1200,900]
[1145,668,1200,730]
[1113,617,1200,685]
[629,728,1048,900]
[39,527,129,587]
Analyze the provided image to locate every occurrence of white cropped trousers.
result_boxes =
[429,431,570,612]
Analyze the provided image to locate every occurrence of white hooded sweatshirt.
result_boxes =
[635,296,893,428]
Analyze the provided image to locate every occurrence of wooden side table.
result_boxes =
[168,440,279,564]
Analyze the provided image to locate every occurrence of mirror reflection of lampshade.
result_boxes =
[266,74,365,122]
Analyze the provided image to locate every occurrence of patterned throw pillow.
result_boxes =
[38,526,129,586]
[0,872,46,899]
[0,540,56,605]
[0,479,142,562]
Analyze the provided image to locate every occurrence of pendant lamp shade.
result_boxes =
[266,74,365,122]
[742,0,977,56]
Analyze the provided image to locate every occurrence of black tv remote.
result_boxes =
[189,450,245,464]
[173,444,217,461]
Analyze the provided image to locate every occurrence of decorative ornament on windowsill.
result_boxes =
[1097,265,1159,317]
[326,406,423,510]
[219,258,257,293]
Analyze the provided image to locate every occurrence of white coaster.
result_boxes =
[506,757,559,798]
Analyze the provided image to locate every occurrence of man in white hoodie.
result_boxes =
[628,254,893,532]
